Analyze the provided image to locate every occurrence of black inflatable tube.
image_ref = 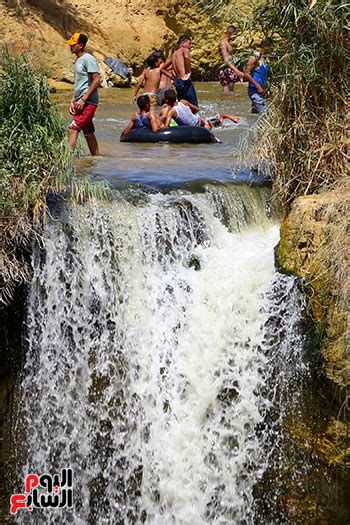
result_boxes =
[120,126,217,144]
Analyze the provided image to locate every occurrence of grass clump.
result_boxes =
[0,51,72,304]
[0,51,107,304]
[250,0,348,206]
[198,1,348,205]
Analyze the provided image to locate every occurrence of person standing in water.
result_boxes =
[244,38,273,114]
[66,33,100,155]
[133,54,161,106]
[153,50,174,106]
[161,35,199,106]
[218,26,244,94]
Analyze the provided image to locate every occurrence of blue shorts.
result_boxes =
[248,91,267,114]
[156,87,168,106]
[175,78,198,106]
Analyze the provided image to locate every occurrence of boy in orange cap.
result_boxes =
[66,33,100,155]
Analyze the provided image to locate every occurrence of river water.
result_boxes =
[5,84,348,523]
[58,82,259,189]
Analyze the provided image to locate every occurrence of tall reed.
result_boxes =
[251,0,348,205]
[0,52,107,304]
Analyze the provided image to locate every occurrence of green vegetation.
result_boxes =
[197,0,348,205]
[0,52,70,304]
[195,0,242,21]
[0,52,107,304]
[250,0,348,206]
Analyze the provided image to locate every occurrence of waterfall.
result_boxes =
[13,184,307,524]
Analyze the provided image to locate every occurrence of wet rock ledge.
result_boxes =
[277,190,348,404]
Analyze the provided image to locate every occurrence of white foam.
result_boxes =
[13,186,304,524]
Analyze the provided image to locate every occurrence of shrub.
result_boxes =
[251,0,348,206]
[0,51,74,303]
[0,52,107,304]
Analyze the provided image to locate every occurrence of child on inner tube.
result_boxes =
[162,89,240,129]
[123,91,240,136]
[123,95,161,135]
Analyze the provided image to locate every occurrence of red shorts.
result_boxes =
[70,103,97,135]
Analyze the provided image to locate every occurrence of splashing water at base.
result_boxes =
[13,185,306,524]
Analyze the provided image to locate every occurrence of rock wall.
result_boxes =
[278,191,348,402]
[2,0,177,82]
[2,0,252,82]
[165,1,251,79]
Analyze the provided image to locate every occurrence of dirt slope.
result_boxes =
[2,0,177,80]
[2,0,254,82]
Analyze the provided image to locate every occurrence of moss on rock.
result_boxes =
[278,191,349,401]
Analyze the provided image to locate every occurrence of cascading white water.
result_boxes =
[13,184,306,524]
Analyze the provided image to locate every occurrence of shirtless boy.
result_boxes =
[133,53,172,106]
[124,95,161,136]
[161,35,199,106]
[218,26,244,94]
[153,50,174,106]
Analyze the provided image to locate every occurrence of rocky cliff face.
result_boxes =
[2,0,245,82]
[2,0,176,80]
[165,1,230,80]
[278,191,348,402]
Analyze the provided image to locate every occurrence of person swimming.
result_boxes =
[207,113,240,128]
[123,94,161,135]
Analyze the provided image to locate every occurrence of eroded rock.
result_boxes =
[278,191,349,401]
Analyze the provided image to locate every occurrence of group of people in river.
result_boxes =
[66,29,273,155]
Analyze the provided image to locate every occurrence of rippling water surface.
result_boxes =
[55,82,259,189]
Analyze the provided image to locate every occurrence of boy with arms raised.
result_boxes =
[66,33,100,155]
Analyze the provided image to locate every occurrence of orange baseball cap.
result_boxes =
[66,33,86,46]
